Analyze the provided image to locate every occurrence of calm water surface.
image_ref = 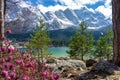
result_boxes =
[20,47,69,57]
[48,47,69,57]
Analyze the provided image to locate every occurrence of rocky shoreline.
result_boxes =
[10,42,120,80]
[44,57,120,80]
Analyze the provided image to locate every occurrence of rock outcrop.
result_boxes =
[78,61,120,80]
[86,59,97,67]
[45,57,86,79]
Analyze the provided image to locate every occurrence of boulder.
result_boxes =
[86,59,97,67]
[61,66,80,80]
[46,57,57,64]
[58,57,70,60]
[78,61,120,80]
[56,59,86,70]
[45,57,86,79]
[69,60,86,70]
[91,61,120,74]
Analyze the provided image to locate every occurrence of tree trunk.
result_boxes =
[112,0,120,66]
[0,0,4,39]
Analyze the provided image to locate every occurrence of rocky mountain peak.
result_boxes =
[5,0,112,33]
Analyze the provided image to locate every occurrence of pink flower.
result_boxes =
[41,62,46,71]
[6,76,11,80]
[20,61,25,68]
[4,63,9,69]
[10,72,16,79]
[5,56,14,62]
[1,37,6,40]
[15,60,22,65]
[0,66,4,70]
[25,57,31,61]
[26,61,34,67]
[0,58,5,63]
[5,58,10,62]
[21,51,25,55]
[50,76,55,80]
[9,64,15,70]
[1,46,6,52]
[22,76,30,80]
[53,73,60,80]
[8,56,14,61]
[8,48,14,54]
[42,71,49,78]
[6,29,12,34]
[50,73,60,80]
[1,70,8,77]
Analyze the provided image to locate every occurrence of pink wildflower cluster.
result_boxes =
[0,30,60,80]
[6,29,12,34]
[39,62,60,80]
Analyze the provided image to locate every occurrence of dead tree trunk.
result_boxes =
[112,0,120,66]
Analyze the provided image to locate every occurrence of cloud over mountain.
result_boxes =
[35,0,111,18]
[5,0,112,33]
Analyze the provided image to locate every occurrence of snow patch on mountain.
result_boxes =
[5,0,112,33]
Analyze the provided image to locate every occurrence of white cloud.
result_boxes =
[38,4,85,13]
[56,0,103,5]
[38,0,112,18]
[37,0,101,13]
[95,5,112,18]
[95,0,112,18]
[38,5,67,13]
[105,0,111,7]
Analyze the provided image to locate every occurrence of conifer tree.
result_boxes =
[27,19,51,62]
[67,21,94,60]
[105,28,113,60]
[94,28,113,61]
[94,34,107,60]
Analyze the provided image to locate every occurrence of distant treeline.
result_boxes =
[6,27,111,46]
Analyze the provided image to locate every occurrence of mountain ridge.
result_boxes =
[5,0,112,33]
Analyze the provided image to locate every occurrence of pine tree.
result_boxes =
[67,21,94,60]
[106,28,113,60]
[94,34,107,61]
[27,19,51,62]
[94,28,113,61]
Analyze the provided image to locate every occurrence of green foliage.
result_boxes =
[6,27,108,47]
[106,28,113,60]
[94,28,113,60]
[26,19,51,62]
[67,21,94,60]
[94,35,107,60]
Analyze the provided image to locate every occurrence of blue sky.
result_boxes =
[37,0,105,9]
[31,0,105,8]
[86,1,104,9]
[29,0,111,18]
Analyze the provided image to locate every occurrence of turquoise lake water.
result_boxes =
[20,47,69,57]
[48,47,69,57]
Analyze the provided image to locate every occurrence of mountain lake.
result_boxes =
[20,47,69,57]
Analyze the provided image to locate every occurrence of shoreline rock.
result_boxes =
[45,57,86,79]
[78,61,120,80]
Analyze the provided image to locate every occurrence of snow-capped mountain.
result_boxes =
[5,0,112,33]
